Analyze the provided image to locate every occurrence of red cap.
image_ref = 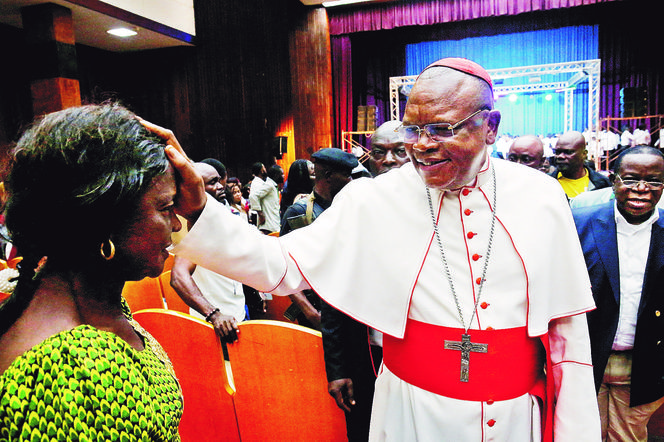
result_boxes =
[419,57,493,90]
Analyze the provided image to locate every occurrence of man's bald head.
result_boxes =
[369,120,409,176]
[403,64,501,190]
[554,131,588,179]
[507,135,544,170]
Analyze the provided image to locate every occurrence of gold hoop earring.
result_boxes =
[100,239,116,261]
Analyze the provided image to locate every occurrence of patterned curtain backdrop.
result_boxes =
[328,0,621,35]
[405,25,599,137]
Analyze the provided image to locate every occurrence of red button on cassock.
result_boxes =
[481,302,489,309]
[476,277,483,285]
[464,208,473,216]
[467,231,476,239]
[487,419,496,427]
[462,188,471,196]
[486,399,495,405]
[472,254,481,261]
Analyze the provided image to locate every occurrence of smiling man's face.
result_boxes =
[402,68,500,190]
[614,152,664,225]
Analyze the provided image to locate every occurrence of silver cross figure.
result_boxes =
[444,333,488,382]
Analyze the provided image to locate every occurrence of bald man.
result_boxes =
[368,120,410,176]
[550,130,611,198]
[507,135,546,171]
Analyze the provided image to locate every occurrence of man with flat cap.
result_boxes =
[279,148,358,330]
[165,57,601,441]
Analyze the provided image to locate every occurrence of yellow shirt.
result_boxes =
[557,171,590,198]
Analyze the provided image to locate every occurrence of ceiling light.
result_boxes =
[107,27,137,38]
[322,0,375,7]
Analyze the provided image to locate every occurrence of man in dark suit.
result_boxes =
[573,145,664,441]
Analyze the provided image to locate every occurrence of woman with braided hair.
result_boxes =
[0,103,184,441]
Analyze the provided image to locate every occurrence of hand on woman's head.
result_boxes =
[138,118,206,224]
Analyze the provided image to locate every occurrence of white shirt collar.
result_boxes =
[614,200,659,234]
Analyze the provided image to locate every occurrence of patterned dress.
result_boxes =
[0,307,183,441]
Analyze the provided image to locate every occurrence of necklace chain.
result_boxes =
[425,166,497,333]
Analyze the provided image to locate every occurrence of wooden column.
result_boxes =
[21,3,81,117]
[289,8,333,159]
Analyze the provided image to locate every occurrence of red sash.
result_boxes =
[383,319,544,401]
[382,319,553,441]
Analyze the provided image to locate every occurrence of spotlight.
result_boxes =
[107,28,137,38]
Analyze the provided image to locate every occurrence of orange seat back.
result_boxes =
[134,309,240,442]
[262,294,297,324]
[227,320,347,441]
[159,271,190,313]
[121,277,164,312]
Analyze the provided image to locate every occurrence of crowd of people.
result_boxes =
[2,57,664,442]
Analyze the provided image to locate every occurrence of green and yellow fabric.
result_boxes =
[0,308,183,441]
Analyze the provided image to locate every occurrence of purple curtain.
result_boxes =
[331,36,353,148]
[328,0,622,35]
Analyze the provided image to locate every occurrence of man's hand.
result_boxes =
[328,378,355,412]
[210,311,240,343]
[257,211,266,227]
[139,118,206,224]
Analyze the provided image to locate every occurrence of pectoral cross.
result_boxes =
[444,333,488,382]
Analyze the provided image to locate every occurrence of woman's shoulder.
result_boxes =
[2,325,123,375]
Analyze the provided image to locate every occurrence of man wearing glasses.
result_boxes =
[170,57,600,440]
[506,134,547,172]
[549,130,611,199]
[367,120,410,176]
[573,146,664,441]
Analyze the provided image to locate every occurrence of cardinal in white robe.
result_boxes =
[159,57,602,441]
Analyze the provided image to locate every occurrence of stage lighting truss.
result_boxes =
[389,59,601,136]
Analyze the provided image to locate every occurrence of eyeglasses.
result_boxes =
[370,147,408,160]
[507,153,538,164]
[616,175,664,190]
[396,108,489,144]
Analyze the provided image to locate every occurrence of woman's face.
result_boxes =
[231,185,242,204]
[113,165,181,280]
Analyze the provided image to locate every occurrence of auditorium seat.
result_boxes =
[227,320,347,441]
[262,294,297,324]
[159,270,190,313]
[121,277,165,312]
[133,309,240,442]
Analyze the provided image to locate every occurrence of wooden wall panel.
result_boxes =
[289,8,333,160]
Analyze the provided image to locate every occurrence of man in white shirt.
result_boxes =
[248,162,267,226]
[252,165,284,234]
[573,146,664,441]
[170,162,246,342]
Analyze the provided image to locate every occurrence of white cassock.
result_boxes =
[173,156,601,441]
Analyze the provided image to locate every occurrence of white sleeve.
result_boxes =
[249,180,267,211]
[549,313,602,441]
[172,195,310,295]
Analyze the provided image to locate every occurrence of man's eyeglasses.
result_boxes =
[507,154,537,164]
[396,108,490,144]
[615,175,664,190]
[370,147,408,160]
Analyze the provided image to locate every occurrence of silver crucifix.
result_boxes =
[444,333,488,382]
